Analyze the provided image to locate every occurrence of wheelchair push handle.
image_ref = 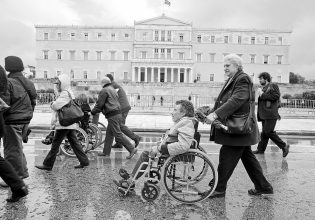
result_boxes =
[194,111,228,131]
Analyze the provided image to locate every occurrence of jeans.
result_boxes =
[43,129,89,168]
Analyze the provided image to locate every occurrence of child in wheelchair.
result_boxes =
[113,100,196,193]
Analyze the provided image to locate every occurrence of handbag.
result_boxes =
[57,91,84,126]
[224,75,255,135]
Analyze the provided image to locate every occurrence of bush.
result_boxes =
[302,91,315,100]
[282,94,292,99]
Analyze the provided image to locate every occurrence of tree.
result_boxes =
[289,72,305,84]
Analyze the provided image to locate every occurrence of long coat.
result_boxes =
[209,71,259,146]
[257,83,281,121]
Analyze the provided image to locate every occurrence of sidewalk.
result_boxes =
[29,111,315,136]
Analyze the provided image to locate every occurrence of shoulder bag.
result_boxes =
[57,91,84,126]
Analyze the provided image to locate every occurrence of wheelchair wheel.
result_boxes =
[140,182,160,202]
[96,122,107,145]
[60,127,89,157]
[87,123,102,151]
[162,149,217,204]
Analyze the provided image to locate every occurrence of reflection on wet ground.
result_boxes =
[1,133,315,219]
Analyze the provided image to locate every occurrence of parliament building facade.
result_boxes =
[35,14,291,85]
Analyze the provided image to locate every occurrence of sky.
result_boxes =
[0,0,315,79]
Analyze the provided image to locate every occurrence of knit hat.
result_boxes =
[4,56,24,72]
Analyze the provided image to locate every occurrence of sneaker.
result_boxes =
[6,186,29,203]
[252,150,264,154]
[74,164,89,169]
[248,188,273,196]
[282,144,290,158]
[126,148,138,159]
[35,165,53,171]
[113,179,135,189]
[98,152,110,157]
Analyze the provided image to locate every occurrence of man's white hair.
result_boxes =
[100,76,111,85]
[224,54,243,70]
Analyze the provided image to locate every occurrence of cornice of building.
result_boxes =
[34,24,134,29]
[192,27,292,33]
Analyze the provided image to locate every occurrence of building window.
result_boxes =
[97,71,101,79]
[44,33,48,40]
[279,36,283,45]
[142,32,147,41]
[197,74,201,81]
[224,36,228,44]
[125,33,129,38]
[154,48,159,59]
[251,37,255,44]
[263,55,269,64]
[250,54,256,64]
[209,74,214,82]
[197,35,201,43]
[110,51,116,60]
[70,70,74,79]
[277,55,283,64]
[265,37,269,45]
[111,33,115,40]
[97,33,102,39]
[209,53,215,63]
[96,51,102,60]
[238,36,242,44]
[154,30,159,41]
[211,36,215,43]
[70,50,75,60]
[141,51,147,59]
[123,51,129,61]
[124,72,128,80]
[44,71,48,79]
[83,71,88,79]
[167,31,171,41]
[43,50,48,59]
[167,49,171,59]
[83,51,89,60]
[56,71,61,76]
[71,33,75,40]
[57,33,61,40]
[196,53,202,62]
[84,33,88,40]
[277,76,281,83]
[161,30,165,41]
[179,33,183,42]
[56,50,62,60]
[160,49,165,59]
[179,52,184,60]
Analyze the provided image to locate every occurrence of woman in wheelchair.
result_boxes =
[113,100,196,190]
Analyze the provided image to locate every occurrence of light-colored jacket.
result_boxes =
[162,116,195,156]
[50,74,77,130]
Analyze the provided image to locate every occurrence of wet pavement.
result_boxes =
[1,133,315,220]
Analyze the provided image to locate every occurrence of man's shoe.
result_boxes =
[282,144,290,158]
[6,186,28,203]
[0,181,9,187]
[113,179,135,189]
[35,165,52,171]
[252,150,264,154]
[126,148,138,159]
[112,143,123,148]
[134,136,142,148]
[248,188,273,196]
[98,152,110,157]
[74,164,89,169]
[208,190,225,198]
[119,168,130,180]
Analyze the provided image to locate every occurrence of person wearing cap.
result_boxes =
[91,77,137,159]
[105,74,141,149]
[0,64,32,187]
[35,74,89,170]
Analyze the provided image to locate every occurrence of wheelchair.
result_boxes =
[117,132,218,204]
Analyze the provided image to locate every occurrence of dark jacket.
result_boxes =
[111,81,131,113]
[91,84,121,118]
[1,78,33,124]
[257,83,280,121]
[8,72,37,110]
[209,71,259,146]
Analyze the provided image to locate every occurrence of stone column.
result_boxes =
[138,67,141,82]
[171,67,174,83]
[189,68,194,83]
[151,67,154,82]
[144,67,148,82]
[132,66,135,82]
[158,68,160,82]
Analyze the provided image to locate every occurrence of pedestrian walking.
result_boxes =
[252,72,290,157]
[106,74,141,149]
[160,96,164,106]
[0,64,32,186]
[197,54,273,198]
[152,95,155,107]
[91,77,137,159]
[35,74,89,171]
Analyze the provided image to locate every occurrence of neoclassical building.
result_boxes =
[35,14,291,84]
